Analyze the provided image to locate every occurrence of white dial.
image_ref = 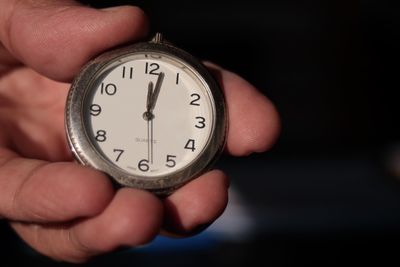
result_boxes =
[84,52,214,178]
[66,34,226,195]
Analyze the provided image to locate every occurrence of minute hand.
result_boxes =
[149,72,164,112]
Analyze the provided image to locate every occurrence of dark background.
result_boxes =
[2,0,400,266]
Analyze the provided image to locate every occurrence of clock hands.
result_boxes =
[146,81,154,120]
[149,72,165,114]
[143,82,154,121]
[143,72,165,164]
[145,82,153,163]
[143,72,164,120]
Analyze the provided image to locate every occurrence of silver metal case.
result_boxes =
[65,36,227,196]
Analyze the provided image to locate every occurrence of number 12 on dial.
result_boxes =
[66,33,226,196]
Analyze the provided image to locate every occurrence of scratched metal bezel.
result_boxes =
[65,39,227,196]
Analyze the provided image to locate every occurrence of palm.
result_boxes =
[0,68,69,161]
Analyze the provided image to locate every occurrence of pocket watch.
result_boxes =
[65,33,227,196]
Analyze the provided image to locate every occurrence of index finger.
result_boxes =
[0,0,148,81]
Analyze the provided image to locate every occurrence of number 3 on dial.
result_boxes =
[66,33,226,196]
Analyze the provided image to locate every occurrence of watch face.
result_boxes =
[66,39,226,193]
[83,52,214,178]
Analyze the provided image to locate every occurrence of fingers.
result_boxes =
[0,148,113,222]
[69,189,162,256]
[162,170,229,236]
[9,172,226,262]
[206,63,281,156]
[6,165,227,262]
[0,43,20,76]
[0,0,148,81]
[11,188,163,263]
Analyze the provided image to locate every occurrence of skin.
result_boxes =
[0,0,280,263]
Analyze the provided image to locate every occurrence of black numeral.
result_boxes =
[190,93,201,106]
[100,83,117,95]
[184,139,196,152]
[95,130,107,142]
[138,159,150,172]
[166,155,177,168]
[90,104,102,116]
[113,149,124,162]
[122,66,133,79]
[145,62,160,75]
[176,73,180,85]
[195,116,206,129]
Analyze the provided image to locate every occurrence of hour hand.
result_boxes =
[144,72,164,121]
[149,72,164,111]
[144,82,154,121]
[147,81,154,112]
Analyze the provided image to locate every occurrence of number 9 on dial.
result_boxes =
[65,33,227,196]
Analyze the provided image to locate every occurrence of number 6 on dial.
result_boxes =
[65,33,227,196]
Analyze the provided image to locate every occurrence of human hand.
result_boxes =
[0,0,280,263]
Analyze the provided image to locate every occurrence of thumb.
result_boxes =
[0,0,148,82]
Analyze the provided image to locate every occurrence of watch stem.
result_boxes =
[152,33,163,44]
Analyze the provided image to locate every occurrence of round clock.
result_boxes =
[65,33,227,196]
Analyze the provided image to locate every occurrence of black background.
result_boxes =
[2,0,400,266]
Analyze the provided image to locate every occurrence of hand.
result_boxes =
[145,72,165,120]
[144,72,164,163]
[145,81,154,120]
[145,81,154,162]
[0,0,280,263]
[149,72,165,114]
